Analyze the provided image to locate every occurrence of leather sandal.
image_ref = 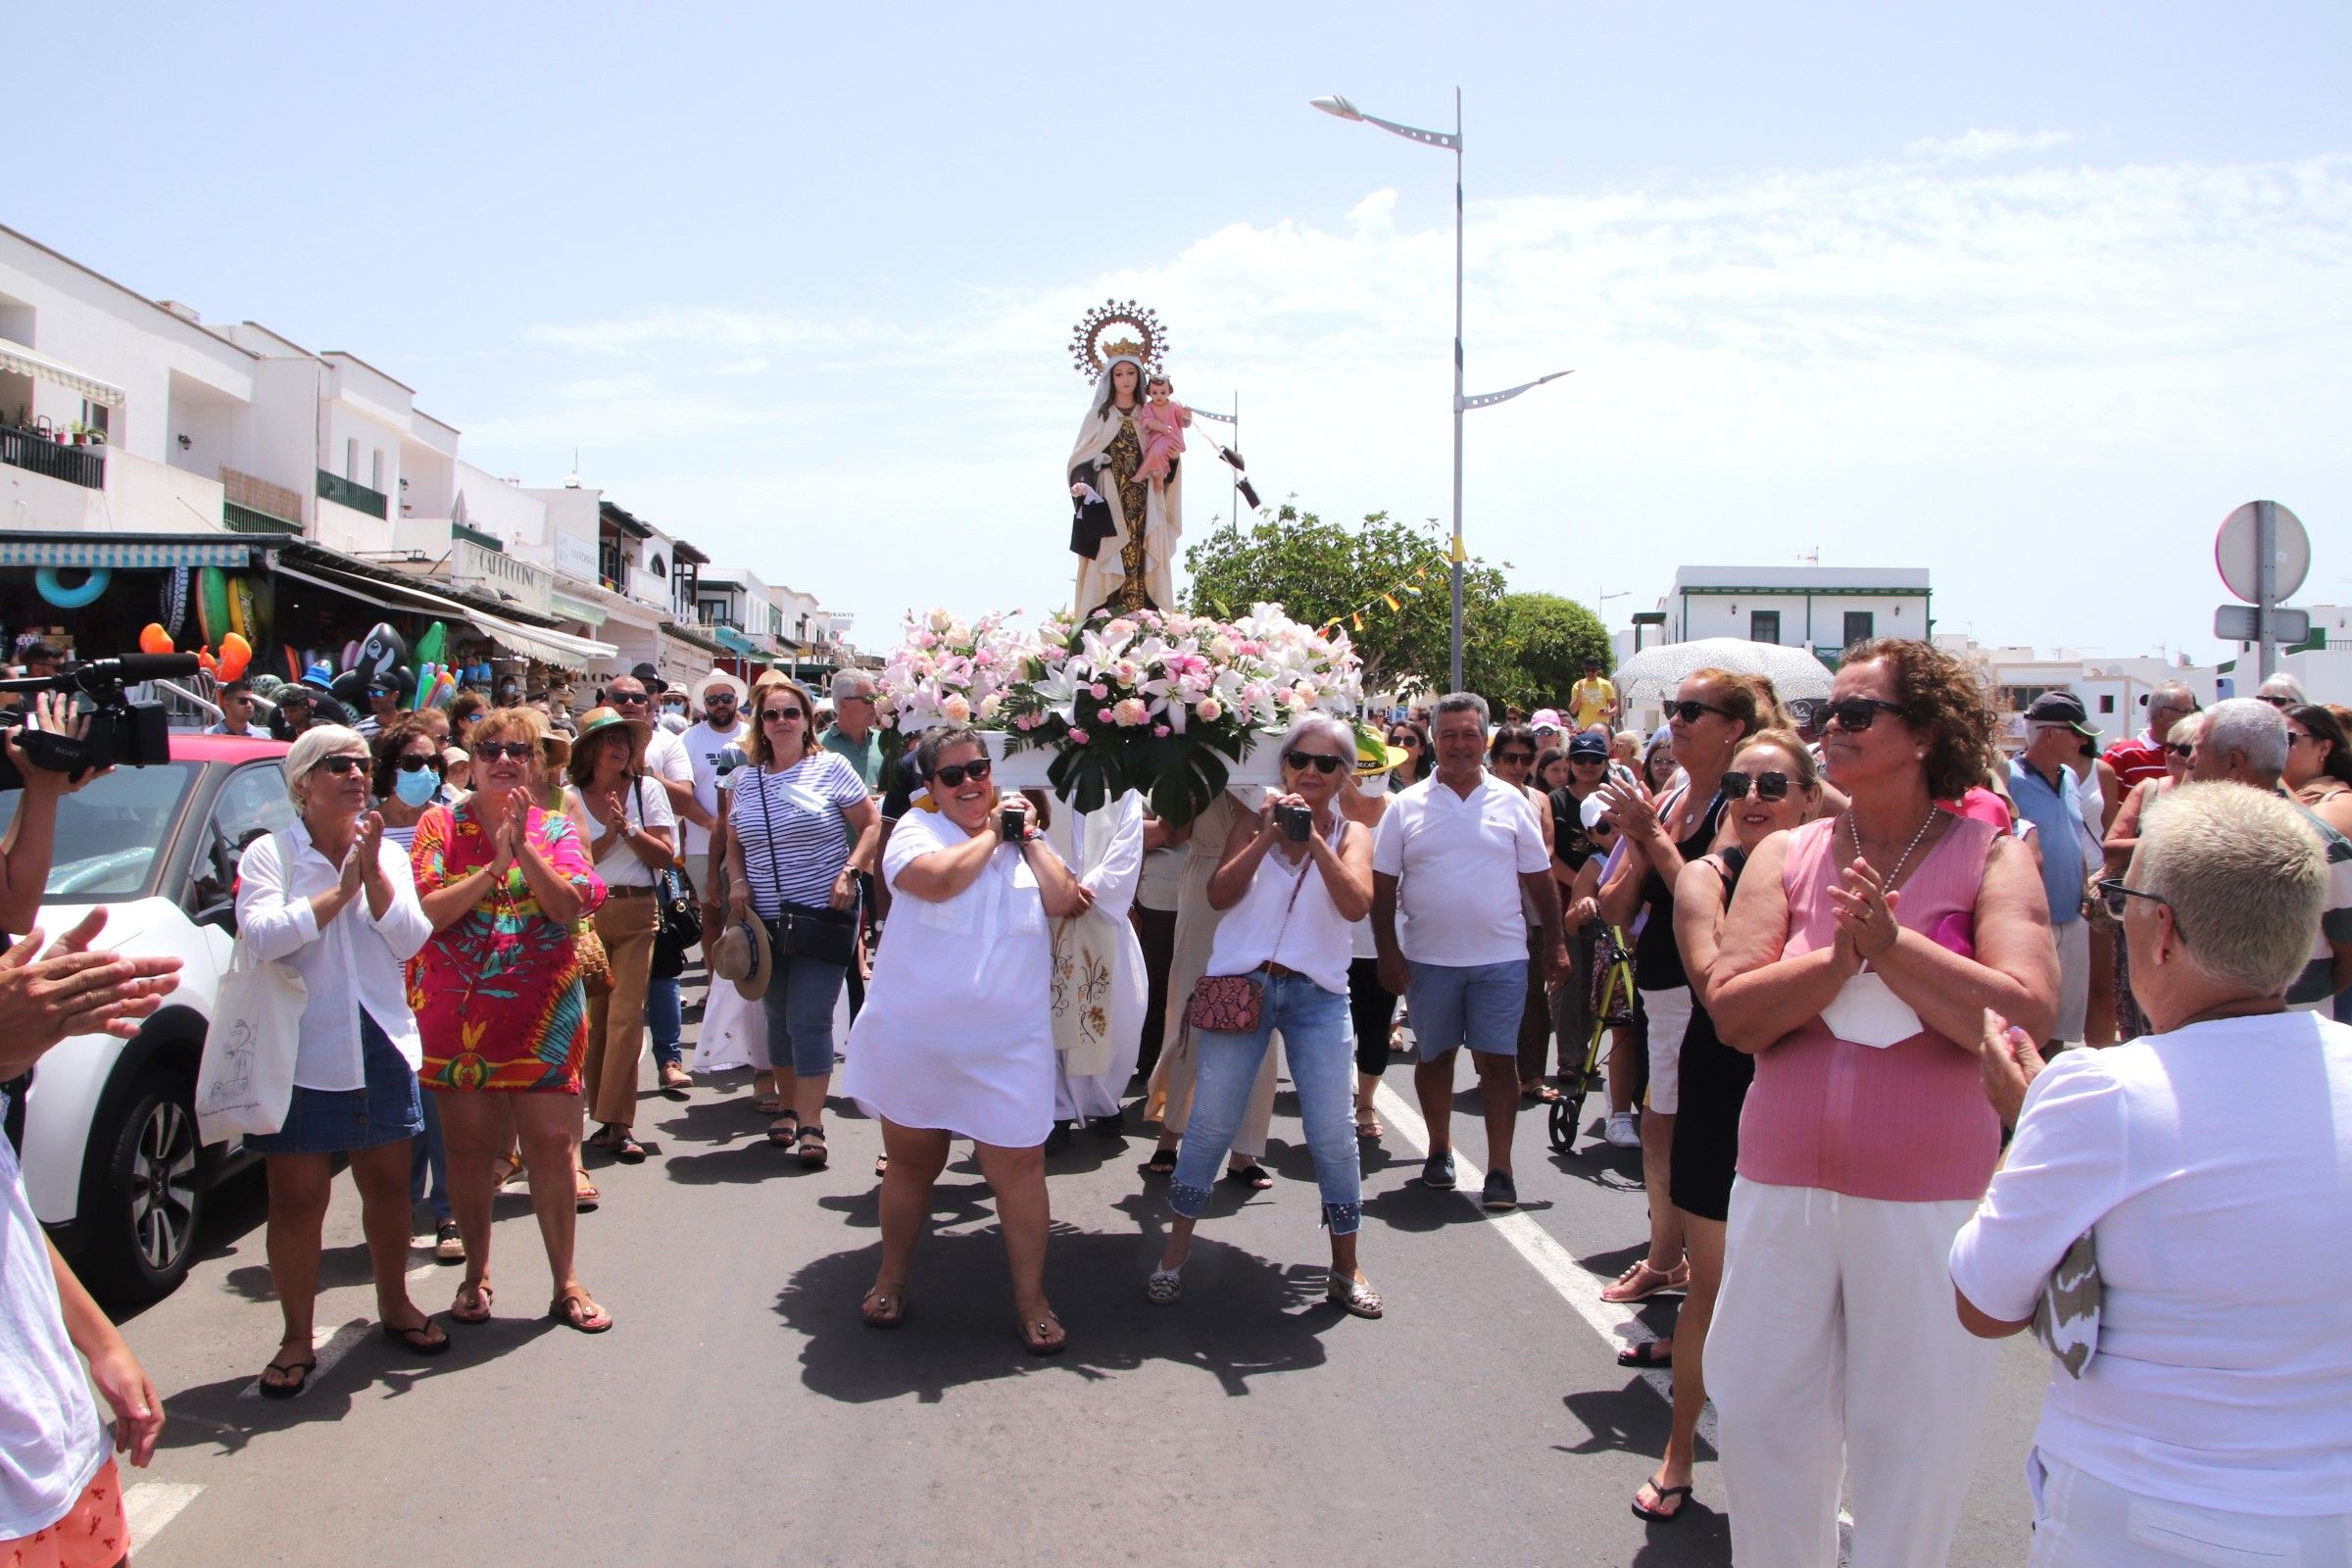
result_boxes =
[1017,1310,1067,1356]
[451,1280,495,1324]
[796,1125,830,1169]
[1327,1272,1384,1319]
[549,1286,612,1334]
[1600,1259,1680,1304]
[859,1286,905,1329]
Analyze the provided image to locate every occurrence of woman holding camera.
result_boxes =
[235,725,442,1395]
[1146,715,1383,1317]
[840,725,1086,1352]
[720,677,877,1166]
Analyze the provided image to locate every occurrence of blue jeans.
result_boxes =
[647,974,682,1070]
[410,1084,450,1224]
[765,956,848,1079]
[1170,971,1361,1234]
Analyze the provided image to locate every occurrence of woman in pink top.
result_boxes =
[1703,639,2059,1568]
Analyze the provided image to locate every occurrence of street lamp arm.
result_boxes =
[1308,95,1459,151]
[1457,369,1573,412]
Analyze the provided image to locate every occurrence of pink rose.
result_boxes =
[1195,698,1224,722]
[1111,698,1151,727]
[1153,724,1171,738]
[1068,727,1091,745]
[1090,682,1110,700]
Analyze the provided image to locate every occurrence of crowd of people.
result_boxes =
[3,643,2350,1567]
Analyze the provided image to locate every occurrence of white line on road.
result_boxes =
[124,1482,202,1551]
[234,1317,369,1401]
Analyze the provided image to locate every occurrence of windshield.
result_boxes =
[0,762,201,901]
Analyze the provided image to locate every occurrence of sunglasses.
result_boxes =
[929,759,993,788]
[395,755,447,774]
[1720,770,1792,802]
[1570,755,1606,765]
[1666,700,1734,724]
[2259,695,2295,709]
[1284,750,1346,774]
[1388,734,1420,747]
[2096,877,2190,941]
[2287,730,2318,747]
[1826,697,1908,732]
[316,755,368,776]
[1589,819,1619,836]
[2166,743,2194,760]
[472,741,536,760]
[1494,751,1536,765]
[761,708,808,723]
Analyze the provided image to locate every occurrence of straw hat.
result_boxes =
[1355,731,1410,778]
[572,705,650,761]
[709,912,772,1002]
[691,668,749,708]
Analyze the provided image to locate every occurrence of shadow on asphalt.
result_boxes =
[1556,1384,1731,1564]
[774,1191,1345,1403]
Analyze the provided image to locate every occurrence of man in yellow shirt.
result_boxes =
[1567,659,1618,731]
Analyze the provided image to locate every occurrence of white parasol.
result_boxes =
[1612,638,1837,715]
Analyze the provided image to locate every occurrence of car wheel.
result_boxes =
[80,1072,209,1301]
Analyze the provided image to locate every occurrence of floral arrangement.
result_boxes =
[873,608,1028,741]
[999,604,1365,822]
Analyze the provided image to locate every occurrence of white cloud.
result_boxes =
[1905,128,2077,161]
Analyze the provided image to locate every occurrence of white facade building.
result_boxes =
[1659,564,1933,660]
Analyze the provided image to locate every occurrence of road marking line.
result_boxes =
[123,1482,202,1550]
[235,1317,369,1401]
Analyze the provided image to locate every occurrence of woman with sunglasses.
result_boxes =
[841,725,1086,1350]
[235,725,444,1395]
[411,706,612,1334]
[371,717,448,853]
[1631,729,1820,1523]
[722,677,878,1164]
[1386,719,1430,788]
[1594,674,1774,1307]
[2105,712,2203,1040]
[1704,641,2057,1566]
[1147,715,1384,1316]
[1490,725,1565,1106]
[2284,704,2352,840]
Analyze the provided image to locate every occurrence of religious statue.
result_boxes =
[1067,301,1180,616]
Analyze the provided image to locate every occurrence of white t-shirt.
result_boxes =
[1948,1012,2352,1514]
[1370,772,1549,967]
[679,719,749,859]
[569,774,679,888]
[0,1130,106,1540]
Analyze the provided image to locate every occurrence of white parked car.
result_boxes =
[5,733,293,1299]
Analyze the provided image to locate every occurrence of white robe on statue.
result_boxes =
[1050,791,1148,1121]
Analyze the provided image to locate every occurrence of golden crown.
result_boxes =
[1068,299,1169,379]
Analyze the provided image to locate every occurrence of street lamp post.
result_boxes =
[1311,88,1569,693]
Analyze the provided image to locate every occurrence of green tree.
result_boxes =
[1183,507,1508,696]
[1467,593,1615,712]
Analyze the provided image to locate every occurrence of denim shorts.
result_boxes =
[243,1011,423,1156]
[1406,958,1528,1059]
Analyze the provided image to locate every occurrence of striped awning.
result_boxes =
[711,623,757,654]
[0,339,125,408]
[0,533,253,569]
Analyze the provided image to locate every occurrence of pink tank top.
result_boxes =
[1737,811,2002,1202]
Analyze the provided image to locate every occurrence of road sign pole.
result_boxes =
[2257,499,2278,683]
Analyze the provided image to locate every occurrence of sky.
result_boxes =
[14,0,2349,666]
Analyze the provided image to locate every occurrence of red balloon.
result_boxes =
[218,633,252,681]
[138,623,174,655]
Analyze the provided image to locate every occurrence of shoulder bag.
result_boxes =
[193,831,308,1143]
[1183,836,1317,1035]
[638,775,703,979]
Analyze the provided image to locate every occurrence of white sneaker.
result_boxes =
[1603,1111,1642,1149]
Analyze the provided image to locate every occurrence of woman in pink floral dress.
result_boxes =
[410,707,612,1333]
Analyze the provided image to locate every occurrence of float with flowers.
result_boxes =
[875,604,1370,825]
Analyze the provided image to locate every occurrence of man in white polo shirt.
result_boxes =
[1373,692,1570,1211]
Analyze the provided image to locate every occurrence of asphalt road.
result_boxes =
[105,981,2049,1568]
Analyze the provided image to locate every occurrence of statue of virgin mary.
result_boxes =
[1065,295,1187,615]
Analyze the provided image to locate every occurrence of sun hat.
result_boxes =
[1355,731,1410,777]
[1530,708,1564,732]
[572,704,651,757]
[441,745,468,772]
[709,911,772,1002]
[691,668,749,708]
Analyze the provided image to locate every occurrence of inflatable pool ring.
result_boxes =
[35,566,110,610]
[195,566,231,648]
[240,575,272,651]
[161,567,190,639]
[285,647,303,683]
[229,577,256,641]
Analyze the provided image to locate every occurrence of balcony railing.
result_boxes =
[221,466,304,527]
[1,424,104,490]
[222,502,302,536]
[317,469,389,518]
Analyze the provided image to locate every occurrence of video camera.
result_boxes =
[0,653,198,790]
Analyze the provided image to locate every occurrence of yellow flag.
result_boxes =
[1352,612,1364,631]
[1382,593,1401,612]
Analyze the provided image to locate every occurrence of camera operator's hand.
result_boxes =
[0,910,183,1078]
[6,690,108,798]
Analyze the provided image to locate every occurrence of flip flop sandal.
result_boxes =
[380,1318,452,1356]
[586,1125,621,1151]
[873,1154,889,1178]
[1226,1164,1274,1191]
[1355,1116,1384,1140]
[1017,1313,1067,1356]
[255,1355,317,1400]
[859,1287,905,1329]
[796,1126,830,1169]
[612,1133,647,1164]
[1617,1339,1673,1369]
[451,1282,495,1324]
[1599,1260,1677,1303]
[1326,1274,1385,1319]
[1631,1477,1694,1524]
[1521,1084,1563,1104]
[1145,1266,1184,1304]
[572,1175,601,1212]
[550,1288,613,1334]
[766,1112,803,1148]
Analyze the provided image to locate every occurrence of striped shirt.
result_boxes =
[2289,800,2352,1013]
[732,752,867,917]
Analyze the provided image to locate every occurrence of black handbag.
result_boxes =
[637,777,702,979]
[766,902,855,967]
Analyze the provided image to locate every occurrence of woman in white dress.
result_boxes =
[841,726,1088,1353]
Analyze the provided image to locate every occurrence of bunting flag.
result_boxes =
[1320,564,1440,639]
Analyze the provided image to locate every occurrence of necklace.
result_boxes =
[1845,806,1938,888]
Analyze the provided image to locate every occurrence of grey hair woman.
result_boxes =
[234,724,441,1395]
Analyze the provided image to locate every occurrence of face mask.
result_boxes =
[393,767,441,808]
[1819,971,1924,1050]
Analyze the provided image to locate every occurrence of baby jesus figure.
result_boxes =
[1133,375,1191,490]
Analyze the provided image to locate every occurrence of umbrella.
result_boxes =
[1612,638,1837,717]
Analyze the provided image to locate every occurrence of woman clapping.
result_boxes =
[567,705,677,1165]
[840,726,1087,1352]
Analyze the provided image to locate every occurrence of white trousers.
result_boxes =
[2028,1450,2352,1567]
[2052,917,2090,1045]
[1706,1178,1995,1568]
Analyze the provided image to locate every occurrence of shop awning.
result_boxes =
[550,591,609,627]
[0,532,253,569]
[711,623,757,654]
[270,557,618,669]
[0,339,125,409]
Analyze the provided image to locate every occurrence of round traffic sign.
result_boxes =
[2216,501,2310,604]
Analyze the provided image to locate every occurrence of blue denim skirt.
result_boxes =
[244,1010,424,1156]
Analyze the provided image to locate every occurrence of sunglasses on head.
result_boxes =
[395,754,446,774]
[761,707,808,723]
[1826,697,1907,732]
[1667,699,1733,723]
[1720,770,1792,802]
[1284,749,1345,774]
[929,758,993,788]
[316,755,368,776]
[2259,695,2295,709]
[472,741,535,760]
